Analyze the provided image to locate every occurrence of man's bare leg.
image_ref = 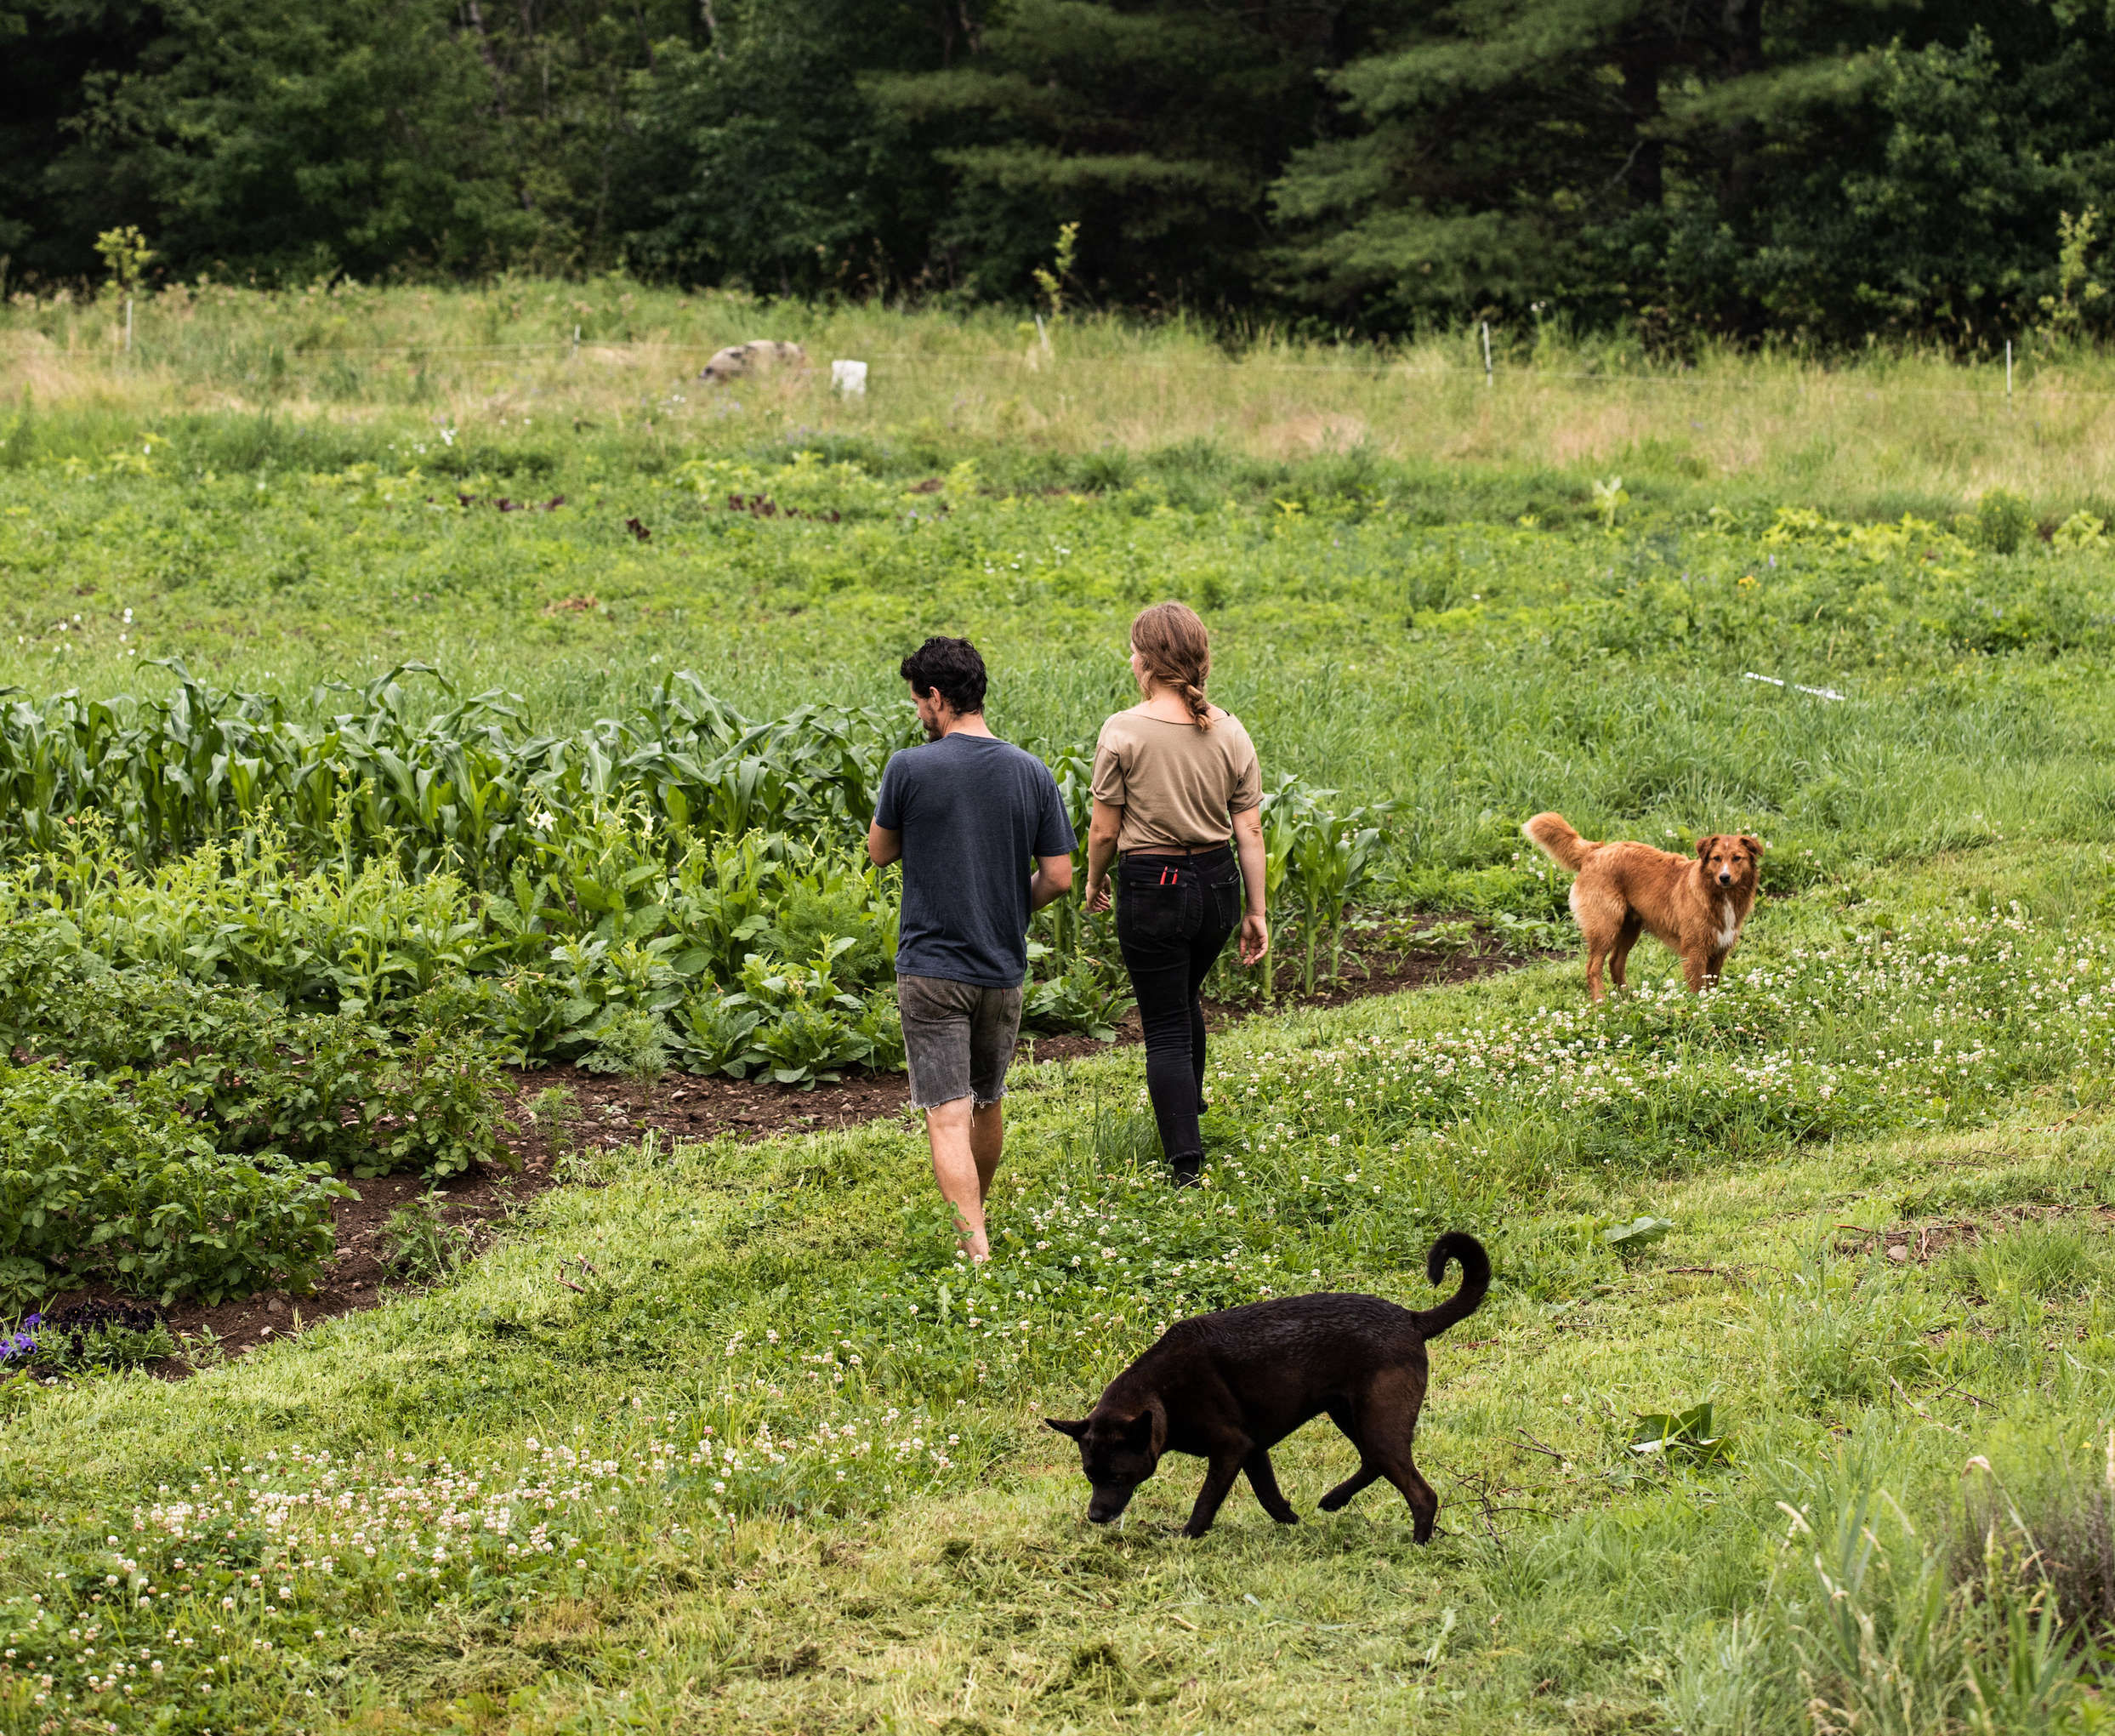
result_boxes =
[972,1098,1004,1199]
[924,1096,991,1261]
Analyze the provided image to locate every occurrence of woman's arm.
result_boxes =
[1232,805,1270,965]
[1083,799,1123,913]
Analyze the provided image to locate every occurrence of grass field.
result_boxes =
[6,289,2115,1733]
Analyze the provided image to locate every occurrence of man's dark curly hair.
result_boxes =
[900,636,987,715]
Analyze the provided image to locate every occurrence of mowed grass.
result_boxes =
[9,845,2115,1731]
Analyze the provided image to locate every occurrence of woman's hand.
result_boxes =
[1239,909,1269,965]
[1083,877,1112,914]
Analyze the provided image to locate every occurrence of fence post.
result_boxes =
[571,325,580,360]
[1481,321,1492,387]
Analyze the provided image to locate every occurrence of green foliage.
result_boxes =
[0,910,512,1180]
[1602,1215,1673,1255]
[92,226,153,293]
[1273,4,2115,339]
[0,1061,344,1307]
[6,0,2115,339]
[1976,489,2033,556]
[0,640,1404,1076]
[10,845,2115,1728]
[1257,777,1393,995]
[1628,1402,1727,1466]
[20,1303,179,1374]
[1032,222,1079,325]
[580,1005,674,1083]
[1744,1256,1955,1406]
[2038,208,2110,339]
[380,1192,477,1284]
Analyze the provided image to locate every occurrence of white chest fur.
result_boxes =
[1714,903,1741,952]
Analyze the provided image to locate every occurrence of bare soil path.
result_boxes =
[107,924,1533,1372]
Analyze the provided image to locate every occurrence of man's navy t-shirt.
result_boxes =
[874,732,1076,988]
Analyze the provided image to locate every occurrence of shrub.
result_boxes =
[0,915,511,1181]
[4,1301,176,1373]
[0,1062,345,1306]
[1975,488,2033,554]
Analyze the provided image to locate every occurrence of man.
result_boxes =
[867,636,1075,1261]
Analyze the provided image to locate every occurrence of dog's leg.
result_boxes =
[1584,938,1609,1002]
[1356,1370,1442,1542]
[1609,913,1643,991]
[1683,950,1708,993]
[1243,1449,1299,1525]
[1704,949,1726,988]
[1317,1464,1381,1512]
[1384,1455,1442,1545]
[1365,1426,1441,1540]
[1316,1400,1379,1510]
[1184,1449,1249,1539]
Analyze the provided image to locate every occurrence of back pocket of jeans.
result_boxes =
[1118,876,1184,940]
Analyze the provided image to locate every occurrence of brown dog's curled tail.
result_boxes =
[1411,1232,1490,1339]
[1521,811,1593,874]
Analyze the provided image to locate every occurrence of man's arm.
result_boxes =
[868,755,905,867]
[1029,853,1073,911]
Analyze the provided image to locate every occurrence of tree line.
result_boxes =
[3,0,2112,344]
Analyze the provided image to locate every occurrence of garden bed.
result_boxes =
[60,917,1536,1378]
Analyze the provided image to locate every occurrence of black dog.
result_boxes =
[1047,1232,1489,1540]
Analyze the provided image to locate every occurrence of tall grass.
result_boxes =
[10,279,2115,509]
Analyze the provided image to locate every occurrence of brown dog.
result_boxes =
[1046,1233,1489,1540]
[1523,812,1761,999]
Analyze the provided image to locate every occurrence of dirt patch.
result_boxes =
[26,921,1535,1380]
[1833,1203,2115,1267]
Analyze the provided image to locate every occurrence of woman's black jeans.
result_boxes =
[1114,845,1242,1181]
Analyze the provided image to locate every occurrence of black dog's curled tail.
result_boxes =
[1411,1232,1491,1339]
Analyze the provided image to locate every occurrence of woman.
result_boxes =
[1083,601,1269,1187]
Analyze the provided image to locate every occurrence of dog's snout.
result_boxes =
[1717,869,1733,884]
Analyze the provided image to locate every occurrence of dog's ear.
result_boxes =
[1695,834,1720,861]
[1739,834,1765,857]
[1130,1403,1168,1457]
[1044,1417,1088,1439]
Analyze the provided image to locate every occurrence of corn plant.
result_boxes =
[0,662,918,879]
[1256,777,1395,995]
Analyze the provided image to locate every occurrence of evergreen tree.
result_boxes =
[627,0,947,296]
[873,0,1394,305]
[0,0,168,279]
[1269,0,2115,342]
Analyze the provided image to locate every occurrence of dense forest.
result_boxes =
[3,0,2112,342]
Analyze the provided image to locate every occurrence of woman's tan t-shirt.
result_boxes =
[1091,706,1263,853]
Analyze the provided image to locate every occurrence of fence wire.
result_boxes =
[32,325,2115,404]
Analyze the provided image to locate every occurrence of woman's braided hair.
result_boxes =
[1130,600,1214,728]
